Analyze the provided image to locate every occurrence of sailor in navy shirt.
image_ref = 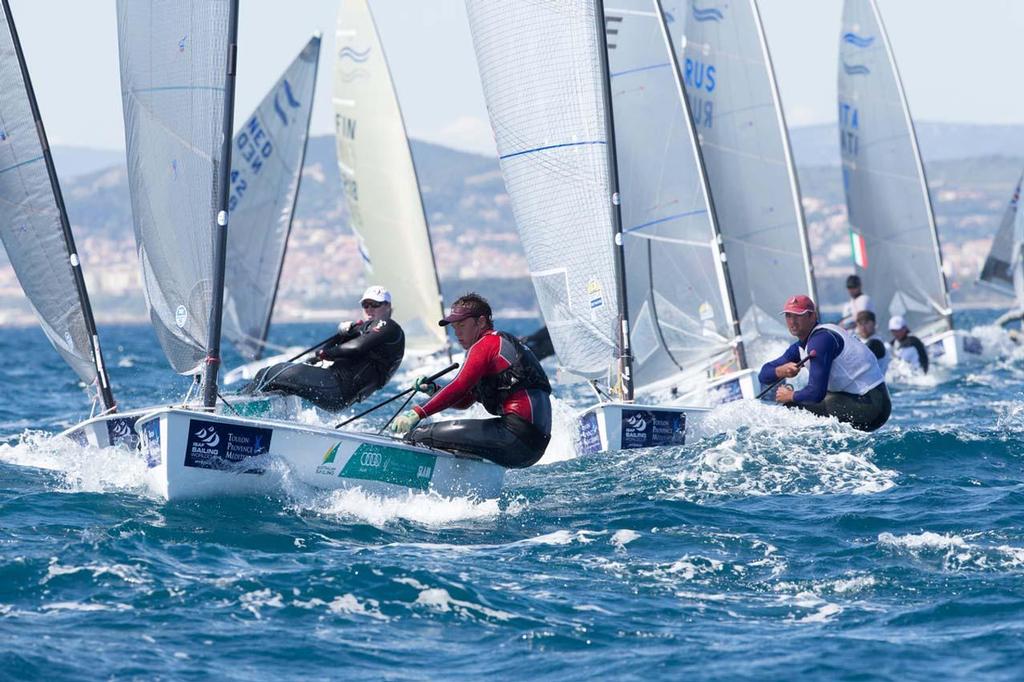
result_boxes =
[759,295,891,432]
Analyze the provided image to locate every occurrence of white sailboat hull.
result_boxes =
[130,408,504,501]
[577,402,711,456]
[922,329,983,367]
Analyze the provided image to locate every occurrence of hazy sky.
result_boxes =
[8,0,1024,156]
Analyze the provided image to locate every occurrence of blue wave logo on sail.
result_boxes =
[337,68,371,84]
[842,61,871,76]
[0,129,6,141]
[274,79,302,126]
[691,3,724,21]
[178,34,188,52]
[842,32,875,48]
[337,46,371,63]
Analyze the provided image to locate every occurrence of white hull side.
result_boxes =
[576,402,711,456]
[136,408,505,501]
[923,329,983,367]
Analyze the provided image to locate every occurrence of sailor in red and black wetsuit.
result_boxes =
[390,293,552,468]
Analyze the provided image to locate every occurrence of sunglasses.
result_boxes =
[362,300,385,309]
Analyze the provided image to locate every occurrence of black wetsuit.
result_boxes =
[892,334,929,373]
[245,319,404,411]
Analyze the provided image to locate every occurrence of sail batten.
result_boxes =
[334,0,447,356]
[838,0,952,336]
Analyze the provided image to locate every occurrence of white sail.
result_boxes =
[223,36,320,361]
[606,1,743,391]
[978,172,1024,301]
[0,0,114,409]
[334,0,447,355]
[666,0,815,338]
[464,0,621,380]
[838,0,952,337]
[117,0,233,375]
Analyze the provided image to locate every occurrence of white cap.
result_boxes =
[360,285,391,304]
[888,315,907,331]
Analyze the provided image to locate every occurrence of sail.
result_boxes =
[117,0,232,375]
[665,0,815,338]
[978,172,1023,300]
[464,0,620,380]
[334,0,447,355]
[0,1,113,407]
[605,1,742,391]
[223,36,320,361]
[838,0,951,336]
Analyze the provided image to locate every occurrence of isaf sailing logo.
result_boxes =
[195,427,220,448]
[625,413,647,432]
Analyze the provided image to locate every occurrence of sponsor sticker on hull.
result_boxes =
[338,443,436,490]
[184,419,272,474]
[141,419,161,469]
[577,412,603,455]
[106,416,140,449]
[621,409,686,450]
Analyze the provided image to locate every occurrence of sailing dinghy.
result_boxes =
[63,0,501,501]
[0,0,116,417]
[978,173,1024,320]
[838,0,980,364]
[65,34,322,447]
[466,0,754,454]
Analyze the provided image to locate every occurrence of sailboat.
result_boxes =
[466,0,754,454]
[978,172,1024,317]
[838,0,981,364]
[333,0,449,360]
[0,0,117,422]
[61,0,503,501]
[665,0,817,357]
[65,35,323,444]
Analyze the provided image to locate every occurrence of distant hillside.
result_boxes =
[790,122,1024,168]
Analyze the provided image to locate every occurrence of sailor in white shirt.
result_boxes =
[840,274,874,330]
[855,310,890,374]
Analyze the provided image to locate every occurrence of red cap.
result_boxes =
[439,303,490,327]
[781,294,816,315]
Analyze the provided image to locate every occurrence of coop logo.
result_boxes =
[625,413,647,432]
[692,3,724,22]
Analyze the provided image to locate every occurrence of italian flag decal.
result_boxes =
[850,230,868,268]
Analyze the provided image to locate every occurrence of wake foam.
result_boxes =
[291,485,508,527]
[0,430,153,495]
[670,400,896,499]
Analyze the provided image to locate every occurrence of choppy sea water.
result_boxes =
[1,311,1024,680]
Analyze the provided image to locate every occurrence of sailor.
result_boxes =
[389,293,552,468]
[888,315,929,373]
[759,294,891,432]
[839,274,874,330]
[243,286,404,411]
[855,310,891,374]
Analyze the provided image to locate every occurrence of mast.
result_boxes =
[596,0,634,401]
[750,0,818,304]
[2,0,116,412]
[654,0,747,370]
[202,0,240,408]
[867,0,953,329]
[254,34,322,362]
